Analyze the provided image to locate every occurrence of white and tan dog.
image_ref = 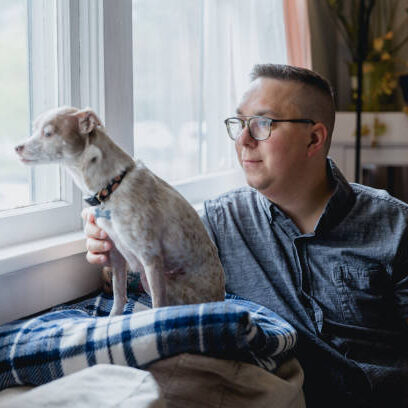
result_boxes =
[15,107,225,315]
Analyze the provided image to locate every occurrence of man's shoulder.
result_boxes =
[201,186,270,234]
[202,186,267,223]
[204,186,259,209]
[350,182,408,213]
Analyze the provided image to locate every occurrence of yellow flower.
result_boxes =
[384,31,393,40]
[380,73,397,95]
[361,124,370,136]
[363,62,374,73]
[353,125,370,137]
[381,52,391,61]
[373,37,384,52]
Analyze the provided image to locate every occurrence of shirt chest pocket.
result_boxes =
[332,265,390,328]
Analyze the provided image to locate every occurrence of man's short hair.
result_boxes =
[250,64,336,153]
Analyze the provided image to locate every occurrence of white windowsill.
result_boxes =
[0,231,86,276]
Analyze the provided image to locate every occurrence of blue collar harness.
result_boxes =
[84,169,128,206]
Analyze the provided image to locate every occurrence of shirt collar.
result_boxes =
[315,157,356,233]
[257,157,356,234]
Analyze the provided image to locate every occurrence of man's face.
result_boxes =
[235,77,313,198]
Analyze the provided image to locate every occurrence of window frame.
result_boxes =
[0,0,83,249]
[0,0,108,325]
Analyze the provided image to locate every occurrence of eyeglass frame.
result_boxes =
[224,115,316,141]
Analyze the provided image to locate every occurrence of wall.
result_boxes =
[0,253,101,324]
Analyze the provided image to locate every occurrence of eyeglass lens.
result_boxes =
[227,117,270,141]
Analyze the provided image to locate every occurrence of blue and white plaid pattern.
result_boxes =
[0,292,297,390]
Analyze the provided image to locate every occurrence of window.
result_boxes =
[132,0,287,201]
[0,0,64,213]
[0,0,31,211]
[0,0,287,248]
[0,0,83,248]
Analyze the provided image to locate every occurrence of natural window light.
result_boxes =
[0,0,61,213]
[0,0,82,248]
[0,0,286,250]
[0,0,30,211]
[132,0,287,182]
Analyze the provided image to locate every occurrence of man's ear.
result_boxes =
[74,108,101,135]
[307,122,328,157]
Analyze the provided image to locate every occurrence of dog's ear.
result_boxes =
[74,109,101,135]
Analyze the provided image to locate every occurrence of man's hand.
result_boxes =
[81,208,112,265]
[82,208,114,294]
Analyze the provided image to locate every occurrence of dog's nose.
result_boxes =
[15,144,25,153]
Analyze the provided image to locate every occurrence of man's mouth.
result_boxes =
[242,159,262,167]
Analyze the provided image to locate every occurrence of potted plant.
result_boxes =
[326,0,408,111]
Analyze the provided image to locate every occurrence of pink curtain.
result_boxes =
[283,0,312,69]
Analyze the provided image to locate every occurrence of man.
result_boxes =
[83,64,408,407]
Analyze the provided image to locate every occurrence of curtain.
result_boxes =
[133,0,288,181]
[283,0,312,68]
[202,0,288,172]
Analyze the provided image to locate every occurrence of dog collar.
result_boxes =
[84,169,127,206]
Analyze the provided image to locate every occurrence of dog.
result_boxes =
[15,107,225,315]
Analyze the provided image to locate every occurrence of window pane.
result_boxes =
[0,0,61,212]
[133,0,201,181]
[0,0,30,211]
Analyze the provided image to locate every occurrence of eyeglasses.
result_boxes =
[224,116,316,141]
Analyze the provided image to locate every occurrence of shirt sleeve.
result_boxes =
[393,264,408,321]
[392,229,408,321]
[198,200,219,248]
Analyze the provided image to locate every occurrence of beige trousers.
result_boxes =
[0,354,305,408]
[150,354,306,408]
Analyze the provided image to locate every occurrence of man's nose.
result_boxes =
[15,144,25,153]
[236,125,256,146]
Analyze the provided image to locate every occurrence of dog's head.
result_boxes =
[15,106,102,166]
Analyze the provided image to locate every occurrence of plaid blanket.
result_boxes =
[0,291,297,390]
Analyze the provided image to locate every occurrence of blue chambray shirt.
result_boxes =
[201,158,408,408]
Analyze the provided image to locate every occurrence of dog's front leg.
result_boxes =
[109,244,128,316]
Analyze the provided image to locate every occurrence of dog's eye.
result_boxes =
[44,131,53,138]
[91,157,97,163]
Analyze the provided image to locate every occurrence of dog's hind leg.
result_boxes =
[109,245,128,316]
[142,255,167,308]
